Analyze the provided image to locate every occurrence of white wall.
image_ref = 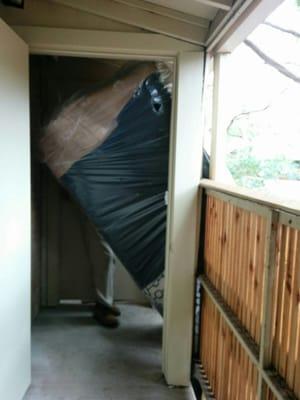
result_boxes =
[0,19,31,400]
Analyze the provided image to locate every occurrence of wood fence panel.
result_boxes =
[200,292,259,400]
[198,185,300,400]
[266,386,277,400]
[271,225,300,397]
[204,194,267,344]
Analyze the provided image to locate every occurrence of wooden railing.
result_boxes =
[196,179,300,400]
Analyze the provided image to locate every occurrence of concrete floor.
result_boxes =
[24,304,195,400]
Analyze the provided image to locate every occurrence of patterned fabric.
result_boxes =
[143,272,165,315]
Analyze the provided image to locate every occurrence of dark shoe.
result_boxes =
[94,307,119,328]
[93,306,119,328]
[95,302,121,317]
[110,304,121,317]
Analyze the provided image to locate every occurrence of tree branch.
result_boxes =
[263,21,300,39]
[227,87,288,134]
[227,105,270,134]
[244,39,300,84]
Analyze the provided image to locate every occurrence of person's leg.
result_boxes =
[93,237,120,327]
[94,237,115,309]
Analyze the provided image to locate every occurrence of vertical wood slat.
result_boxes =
[258,211,278,398]
[291,233,300,396]
[285,230,299,389]
[266,386,277,400]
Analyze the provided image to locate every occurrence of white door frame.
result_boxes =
[14,26,204,386]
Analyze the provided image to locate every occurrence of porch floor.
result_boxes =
[24,304,194,400]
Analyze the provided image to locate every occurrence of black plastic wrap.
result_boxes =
[61,73,171,290]
[42,63,210,314]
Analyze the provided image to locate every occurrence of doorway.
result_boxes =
[30,55,149,312]
[26,54,195,399]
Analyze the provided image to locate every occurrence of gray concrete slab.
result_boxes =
[24,304,195,400]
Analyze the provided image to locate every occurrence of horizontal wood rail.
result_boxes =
[200,275,260,363]
[200,179,300,218]
[197,180,300,400]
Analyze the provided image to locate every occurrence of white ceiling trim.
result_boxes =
[116,0,210,28]
[206,0,284,53]
[142,0,222,20]
[193,0,232,11]
[13,26,202,56]
[50,0,208,45]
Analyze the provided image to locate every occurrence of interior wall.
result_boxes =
[30,55,147,314]
[0,19,31,399]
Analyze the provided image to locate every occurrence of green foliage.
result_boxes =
[227,146,299,189]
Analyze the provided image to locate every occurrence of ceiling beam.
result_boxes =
[50,0,209,45]
[13,26,202,57]
[116,0,210,28]
[194,0,232,11]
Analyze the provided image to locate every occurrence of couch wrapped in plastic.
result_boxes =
[41,62,209,314]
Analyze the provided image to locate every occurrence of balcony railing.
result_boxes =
[194,179,300,400]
